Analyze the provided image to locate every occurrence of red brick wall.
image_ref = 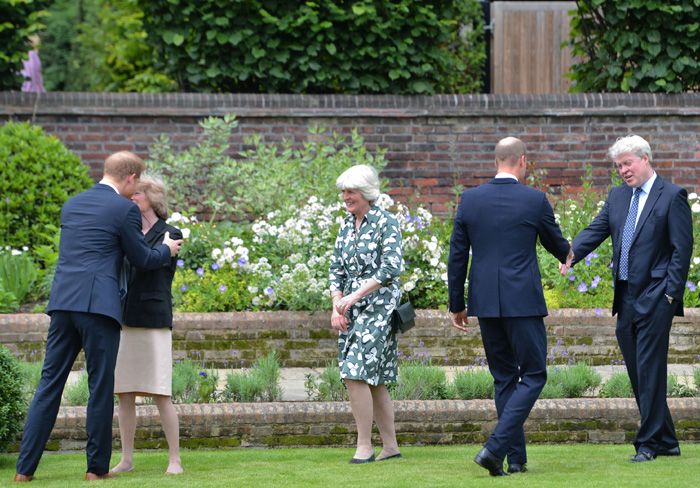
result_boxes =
[2,92,700,214]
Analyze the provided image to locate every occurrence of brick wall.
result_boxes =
[3,310,699,367]
[12,398,700,452]
[2,92,700,213]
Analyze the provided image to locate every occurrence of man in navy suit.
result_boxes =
[448,137,571,476]
[564,135,692,463]
[14,151,182,482]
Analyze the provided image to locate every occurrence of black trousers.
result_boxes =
[479,316,548,465]
[615,281,678,454]
[16,311,120,476]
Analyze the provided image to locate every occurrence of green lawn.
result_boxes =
[2,444,699,487]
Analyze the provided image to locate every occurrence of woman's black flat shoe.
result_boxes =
[377,453,402,461]
[349,454,376,464]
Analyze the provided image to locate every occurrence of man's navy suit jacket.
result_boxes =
[47,183,171,324]
[448,178,570,318]
[573,176,692,317]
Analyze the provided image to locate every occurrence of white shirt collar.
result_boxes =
[495,172,518,181]
[98,179,120,195]
[637,171,656,195]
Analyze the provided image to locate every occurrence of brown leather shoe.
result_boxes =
[14,473,33,482]
[85,472,117,481]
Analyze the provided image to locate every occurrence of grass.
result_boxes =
[2,444,699,487]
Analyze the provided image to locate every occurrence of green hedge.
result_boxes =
[138,0,485,94]
[0,346,24,451]
[0,122,93,250]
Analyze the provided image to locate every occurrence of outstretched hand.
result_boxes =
[163,231,183,257]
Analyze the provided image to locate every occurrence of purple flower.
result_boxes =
[196,267,204,276]
[577,282,588,293]
[218,284,227,293]
[568,274,576,282]
[180,285,188,292]
[595,308,602,316]
[687,281,697,292]
[591,276,601,289]
[176,259,184,268]
[199,371,208,378]
[264,286,274,295]
[211,262,220,271]
[237,257,248,266]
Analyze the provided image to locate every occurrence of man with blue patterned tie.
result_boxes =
[565,135,693,463]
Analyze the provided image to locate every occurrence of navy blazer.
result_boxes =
[47,184,172,323]
[122,219,181,328]
[448,178,570,318]
[572,176,692,317]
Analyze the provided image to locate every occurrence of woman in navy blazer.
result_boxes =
[111,175,184,475]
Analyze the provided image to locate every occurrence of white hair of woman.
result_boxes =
[336,164,381,204]
[608,135,653,163]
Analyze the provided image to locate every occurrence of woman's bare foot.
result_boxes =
[110,461,134,473]
[165,461,184,475]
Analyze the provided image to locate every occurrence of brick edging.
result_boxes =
[30,397,699,451]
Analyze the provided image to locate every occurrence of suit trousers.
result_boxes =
[615,281,678,454]
[16,311,120,476]
[478,316,547,465]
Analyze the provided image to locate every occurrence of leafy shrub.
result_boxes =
[0,346,25,451]
[540,363,602,399]
[695,368,700,396]
[222,352,282,402]
[569,1,700,92]
[304,363,347,402]
[667,374,696,398]
[0,289,19,314]
[0,122,93,250]
[148,115,388,221]
[0,0,47,90]
[391,360,448,400]
[172,359,218,404]
[0,250,39,309]
[63,370,89,406]
[17,361,43,404]
[173,265,253,312]
[451,368,494,400]
[599,372,634,398]
[139,0,484,94]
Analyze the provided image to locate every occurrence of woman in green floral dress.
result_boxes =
[329,164,403,464]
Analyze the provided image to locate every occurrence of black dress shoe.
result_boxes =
[508,463,527,473]
[349,454,375,464]
[377,453,402,461]
[474,447,508,477]
[630,451,655,463]
[657,446,681,456]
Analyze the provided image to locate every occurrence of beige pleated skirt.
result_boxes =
[114,326,172,396]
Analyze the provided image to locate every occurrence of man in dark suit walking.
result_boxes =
[14,151,182,482]
[564,135,692,463]
[448,137,571,476]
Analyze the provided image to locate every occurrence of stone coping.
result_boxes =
[4,92,700,118]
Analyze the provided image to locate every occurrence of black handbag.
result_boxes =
[392,300,416,334]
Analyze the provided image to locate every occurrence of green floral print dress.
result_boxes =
[329,205,403,385]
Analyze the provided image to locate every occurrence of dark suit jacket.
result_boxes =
[122,219,181,328]
[448,178,570,318]
[46,184,172,323]
[572,175,693,317]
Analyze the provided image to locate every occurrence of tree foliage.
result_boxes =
[138,0,485,94]
[0,0,48,90]
[569,0,700,92]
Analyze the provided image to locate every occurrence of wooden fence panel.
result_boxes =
[491,1,576,94]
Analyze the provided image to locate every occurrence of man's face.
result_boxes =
[614,152,653,188]
[121,174,139,198]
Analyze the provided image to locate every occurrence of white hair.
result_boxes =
[608,135,653,163]
[335,165,380,203]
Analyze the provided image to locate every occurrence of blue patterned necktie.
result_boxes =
[618,187,643,281]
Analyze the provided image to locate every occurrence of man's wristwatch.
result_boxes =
[664,293,674,304]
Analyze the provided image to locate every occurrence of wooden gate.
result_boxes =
[490,1,576,94]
